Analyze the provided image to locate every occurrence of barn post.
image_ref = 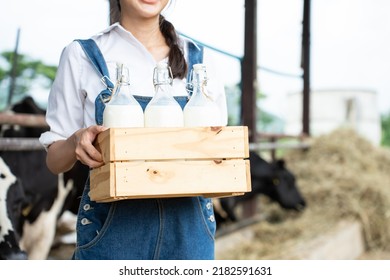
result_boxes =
[241,0,258,143]
[241,0,258,218]
[302,0,311,136]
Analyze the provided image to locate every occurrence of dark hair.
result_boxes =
[111,1,187,79]
[110,0,121,24]
[159,15,187,79]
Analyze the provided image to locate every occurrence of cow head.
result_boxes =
[214,152,306,227]
[1,96,47,138]
[0,157,28,260]
[250,152,306,211]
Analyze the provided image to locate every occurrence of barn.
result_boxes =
[216,128,390,260]
[285,89,382,146]
[1,0,390,263]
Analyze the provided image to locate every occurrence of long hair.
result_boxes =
[109,0,121,24]
[111,0,187,79]
[159,15,187,79]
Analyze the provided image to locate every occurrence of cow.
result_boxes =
[0,96,88,260]
[0,154,73,260]
[2,96,46,138]
[2,96,89,216]
[0,157,26,260]
[214,151,306,227]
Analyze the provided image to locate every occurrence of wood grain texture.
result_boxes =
[90,126,251,202]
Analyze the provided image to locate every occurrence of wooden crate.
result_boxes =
[90,126,251,202]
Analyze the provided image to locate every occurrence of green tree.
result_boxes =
[0,51,57,110]
[381,112,390,146]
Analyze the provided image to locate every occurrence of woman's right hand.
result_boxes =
[46,125,107,175]
[73,125,108,169]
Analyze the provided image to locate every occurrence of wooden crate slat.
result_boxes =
[90,163,116,200]
[90,159,251,202]
[95,126,249,162]
[91,192,246,203]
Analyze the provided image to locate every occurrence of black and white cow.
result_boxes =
[2,96,46,138]
[0,157,26,260]
[0,154,73,260]
[0,97,89,260]
[1,96,88,214]
[214,151,306,226]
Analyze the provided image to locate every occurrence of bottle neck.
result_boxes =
[153,67,173,98]
[153,66,172,86]
[116,64,130,84]
[192,67,208,87]
[112,63,131,98]
[154,83,173,99]
[113,80,131,98]
[191,71,207,94]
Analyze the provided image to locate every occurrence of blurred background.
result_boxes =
[2,0,390,144]
[1,0,390,260]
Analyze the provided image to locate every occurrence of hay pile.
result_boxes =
[217,127,390,259]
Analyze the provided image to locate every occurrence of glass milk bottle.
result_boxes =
[183,63,222,127]
[103,63,144,128]
[144,62,184,127]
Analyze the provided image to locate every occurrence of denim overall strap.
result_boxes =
[186,41,204,95]
[75,39,114,125]
[133,95,188,111]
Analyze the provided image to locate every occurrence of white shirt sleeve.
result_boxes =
[39,41,86,150]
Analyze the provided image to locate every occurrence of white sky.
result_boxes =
[1,0,390,119]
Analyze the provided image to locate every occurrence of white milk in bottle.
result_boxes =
[144,62,184,127]
[183,63,221,127]
[103,63,144,128]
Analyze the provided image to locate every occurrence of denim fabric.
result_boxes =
[75,39,114,125]
[133,95,188,111]
[73,178,216,260]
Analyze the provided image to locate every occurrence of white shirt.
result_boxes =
[39,23,228,149]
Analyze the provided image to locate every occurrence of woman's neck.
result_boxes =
[120,16,166,51]
[120,16,169,62]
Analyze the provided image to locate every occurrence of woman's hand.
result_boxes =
[46,125,107,175]
[73,125,107,168]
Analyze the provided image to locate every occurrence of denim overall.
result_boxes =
[72,39,216,260]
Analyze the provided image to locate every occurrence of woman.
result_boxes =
[39,0,227,260]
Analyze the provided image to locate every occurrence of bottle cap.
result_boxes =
[156,61,169,70]
[193,63,205,71]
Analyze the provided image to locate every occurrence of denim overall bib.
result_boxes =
[72,39,216,260]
